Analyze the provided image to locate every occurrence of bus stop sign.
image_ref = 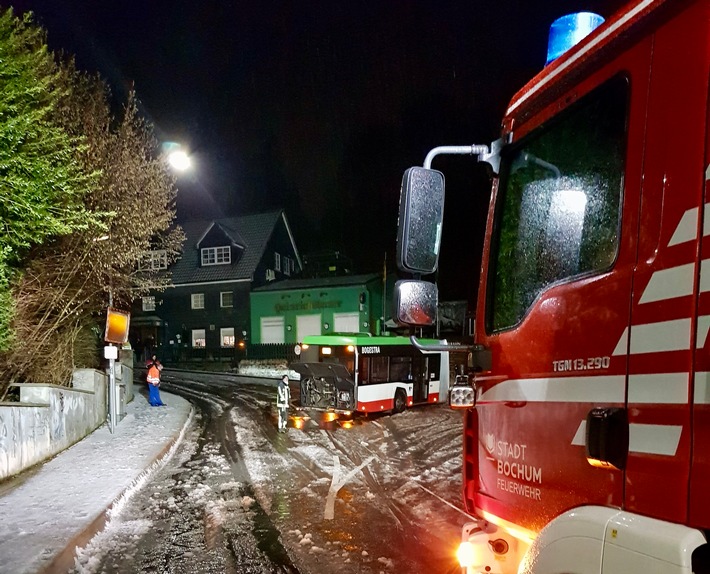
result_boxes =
[105,307,131,344]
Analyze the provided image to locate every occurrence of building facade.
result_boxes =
[250,274,395,344]
[130,210,301,362]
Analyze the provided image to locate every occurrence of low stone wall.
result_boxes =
[237,359,301,381]
[0,354,133,481]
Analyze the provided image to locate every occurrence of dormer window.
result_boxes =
[142,250,167,270]
[201,246,231,266]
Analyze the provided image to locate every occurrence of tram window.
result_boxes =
[344,357,355,377]
[428,355,440,378]
[370,356,390,383]
[359,357,370,384]
[390,356,413,382]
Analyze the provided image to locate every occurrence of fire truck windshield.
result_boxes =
[487,74,629,332]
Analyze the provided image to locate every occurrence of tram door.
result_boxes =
[411,356,429,403]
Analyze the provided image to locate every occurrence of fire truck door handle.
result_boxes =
[584,407,628,470]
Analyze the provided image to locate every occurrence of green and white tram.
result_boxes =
[290,335,449,414]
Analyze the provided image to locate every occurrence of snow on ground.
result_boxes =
[70,397,255,574]
[229,379,469,573]
[0,391,192,574]
[12,366,467,573]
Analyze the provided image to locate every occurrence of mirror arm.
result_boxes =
[424,145,490,170]
[409,335,492,372]
[409,335,476,353]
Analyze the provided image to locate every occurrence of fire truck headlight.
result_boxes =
[456,541,476,567]
[450,385,476,409]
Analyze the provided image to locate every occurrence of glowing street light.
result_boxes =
[167,149,191,171]
[162,141,192,172]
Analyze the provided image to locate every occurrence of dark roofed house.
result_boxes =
[130,209,301,363]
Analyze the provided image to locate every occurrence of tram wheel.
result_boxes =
[393,389,407,414]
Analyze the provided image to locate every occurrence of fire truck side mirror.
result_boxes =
[392,279,438,327]
[396,166,445,275]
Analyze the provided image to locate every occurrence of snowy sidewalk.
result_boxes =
[0,390,193,574]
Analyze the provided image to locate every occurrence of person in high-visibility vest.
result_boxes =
[277,374,290,432]
[146,355,165,407]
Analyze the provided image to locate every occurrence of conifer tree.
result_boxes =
[0,9,97,350]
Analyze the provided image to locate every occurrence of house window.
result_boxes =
[192,329,206,347]
[291,258,296,274]
[142,250,167,270]
[283,256,291,276]
[220,327,235,347]
[220,291,233,308]
[142,296,156,312]
[274,252,281,272]
[201,246,231,266]
[191,293,205,309]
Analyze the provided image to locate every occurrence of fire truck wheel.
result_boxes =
[393,389,406,414]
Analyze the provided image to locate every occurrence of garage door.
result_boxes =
[261,316,285,344]
[297,314,321,341]
[333,312,360,333]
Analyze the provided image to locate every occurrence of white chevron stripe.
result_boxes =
[700,259,710,294]
[694,372,710,404]
[667,203,710,246]
[629,423,682,456]
[571,420,587,446]
[639,263,694,303]
[628,373,688,404]
[669,207,699,246]
[697,317,710,349]
[613,327,629,355]
[612,319,692,356]
[571,420,682,456]
[478,375,624,403]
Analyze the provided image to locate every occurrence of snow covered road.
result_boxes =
[72,372,468,573]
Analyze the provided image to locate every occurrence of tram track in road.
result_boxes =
[321,416,440,504]
[319,428,410,529]
[317,412,473,551]
[160,373,464,573]
[312,420,466,573]
[146,377,301,573]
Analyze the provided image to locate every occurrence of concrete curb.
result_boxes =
[37,396,195,574]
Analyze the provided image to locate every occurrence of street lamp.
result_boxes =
[168,149,191,171]
[162,141,192,172]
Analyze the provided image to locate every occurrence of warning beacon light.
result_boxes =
[545,12,605,66]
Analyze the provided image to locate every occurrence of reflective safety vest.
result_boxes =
[147,364,161,385]
[277,383,290,407]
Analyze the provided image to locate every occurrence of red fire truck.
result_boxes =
[393,1,710,572]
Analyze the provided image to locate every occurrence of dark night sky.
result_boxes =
[9,0,623,301]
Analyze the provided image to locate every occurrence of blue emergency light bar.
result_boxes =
[546,12,605,66]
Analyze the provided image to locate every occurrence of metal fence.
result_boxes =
[157,343,297,365]
[245,343,298,362]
